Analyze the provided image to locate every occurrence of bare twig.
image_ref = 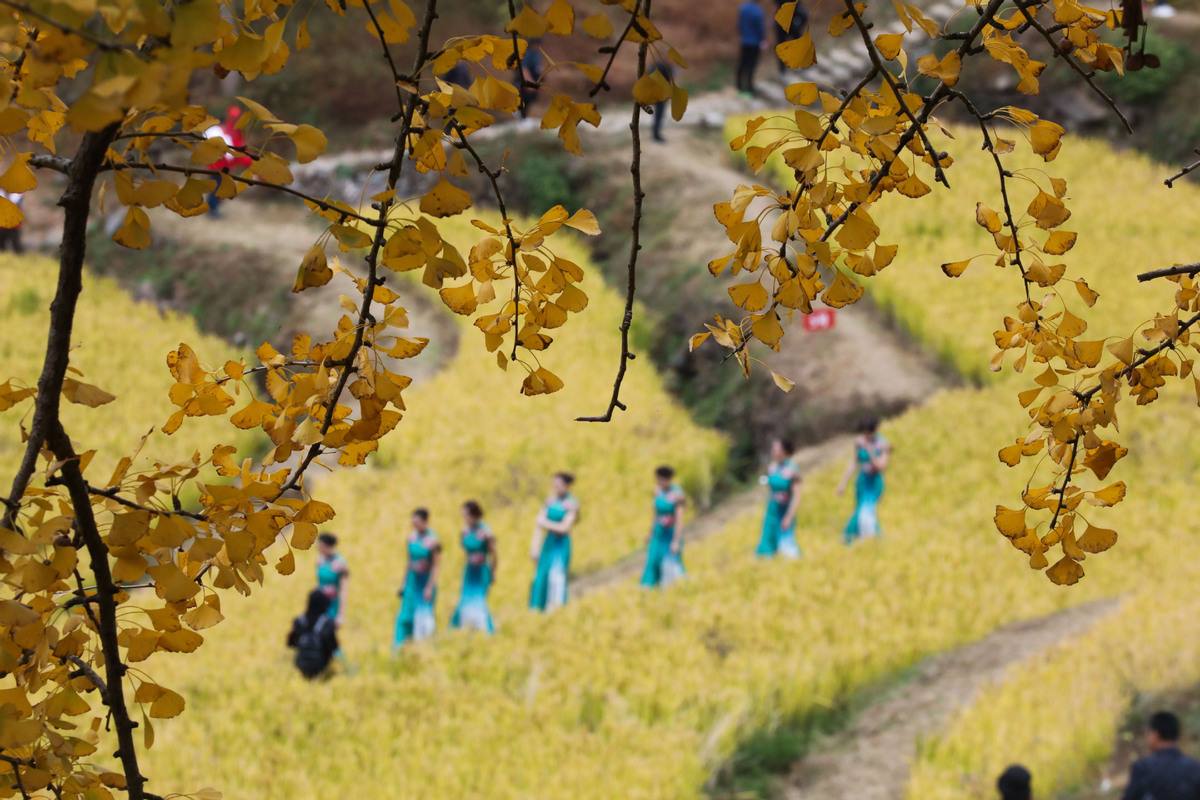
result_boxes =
[64,654,109,702]
[587,0,647,97]
[578,0,650,422]
[1165,149,1200,188]
[0,0,135,53]
[1137,262,1200,282]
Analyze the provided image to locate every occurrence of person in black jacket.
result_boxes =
[997,764,1032,800]
[1123,711,1200,800]
[287,589,340,679]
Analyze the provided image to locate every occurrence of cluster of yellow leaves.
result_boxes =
[707,0,1150,585]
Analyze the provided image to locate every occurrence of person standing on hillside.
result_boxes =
[451,500,497,634]
[315,533,348,627]
[287,589,340,680]
[774,0,809,74]
[1122,711,1200,800]
[529,472,579,611]
[736,0,767,97]
[756,438,802,558]
[394,508,440,649]
[516,40,543,119]
[204,105,253,217]
[641,466,687,588]
[837,418,889,543]
[650,58,674,143]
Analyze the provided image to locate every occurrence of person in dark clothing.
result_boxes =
[997,764,1032,800]
[443,61,471,89]
[774,0,809,73]
[287,589,340,679]
[1122,711,1200,800]
[650,59,674,143]
[736,0,766,96]
[516,41,543,119]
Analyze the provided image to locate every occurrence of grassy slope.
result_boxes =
[135,132,1200,800]
[0,254,255,480]
[730,113,1200,795]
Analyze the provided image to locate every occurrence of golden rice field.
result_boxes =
[728,114,1200,381]
[141,171,1200,799]
[0,254,256,479]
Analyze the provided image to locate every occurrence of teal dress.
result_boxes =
[641,485,685,588]
[315,553,347,620]
[844,437,886,544]
[394,531,438,648]
[451,523,495,634]
[756,460,800,558]
[529,494,576,612]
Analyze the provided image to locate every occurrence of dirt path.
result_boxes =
[780,598,1121,800]
[149,204,456,383]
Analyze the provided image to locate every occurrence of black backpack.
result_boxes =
[293,616,333,678]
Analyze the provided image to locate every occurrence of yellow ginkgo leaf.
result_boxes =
[1077,523,1118,553]
[580,13,613,39]
[994,506,1026,537]
[290,124,327,163]
[632,71,671,106]
[419,178,472,218]
[292,245,332,292]
[728,280,769,311]
[1046,555,1084,585]
[771,370,795,392]
[822,271,864,308]
[0,195,21,229]
[62,378,116,408]
[776,32,816,69]
[875,32,904,60]
[439,281,478,315]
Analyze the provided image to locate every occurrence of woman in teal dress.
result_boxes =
[756,438,802,558]
[394,508,440,649]
[838,419,890,544]
[641,465,687,588]
[529,472,579,612]
[451,500,497,634]
[315,533,348,626]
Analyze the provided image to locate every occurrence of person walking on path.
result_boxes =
[516,40,543,119]
[287,589,340,680]
[1122,711,1200,800]
[394,508,440,649]
[774,0,809,73]
[640,466,687,588]
[529,472,579,612]
[451,500,497,634]
[755,438,802,558]
[314,533,348,627]
[736,0,766,96]
[838,418,889,543]
[996,765,1032,800]
[650,59,674,143]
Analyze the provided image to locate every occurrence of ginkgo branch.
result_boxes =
[588,0,647,97]
[447,123,523,361]
[953,89,1037,316]
[1136,262,1200,282]
[842,0,950,188]
[578,0,650,423]
[65,654,110,702]
[277,0,440,498]
[1012,2,1132,134]
[0,0,136,54]
[505,0,531,112]
[85,483,208,521]
[104,161,382,227]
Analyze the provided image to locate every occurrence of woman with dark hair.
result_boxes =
[451,500,497,634]
[287,589,340,679]
[641,465,687,588]
[530,472,579,611]
[394,508,440,649]
[837,418,890,543]
[756,437,802,558]
[315,532,348,626]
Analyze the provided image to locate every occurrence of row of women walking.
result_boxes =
[304,420,890,655]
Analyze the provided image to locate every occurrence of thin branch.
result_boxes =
[104,161,381,227]
[842,0,949,187]
[1137,262,1200,282]
[587,0,647,97]
[0,755,32,800]
[505,0,531,113]
[85,483,207,521]
[28,154,71,173]
[1165,149,1200,188]
[64,654,109,703]
[953,89,1037,317]
[578,0,650,422]
[1013,2,1132,134]
[275,0,440,498]
[0,0,136,53]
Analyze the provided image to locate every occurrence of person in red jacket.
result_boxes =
[204,106,253,217]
